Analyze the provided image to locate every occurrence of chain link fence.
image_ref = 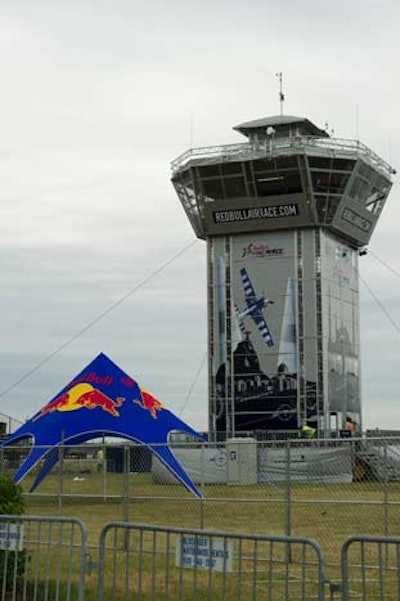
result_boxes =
[1,435,400,579]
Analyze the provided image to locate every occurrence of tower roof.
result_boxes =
[233,115,329,139]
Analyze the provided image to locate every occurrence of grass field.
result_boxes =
[1,468,400,598]
[19,471,400,574]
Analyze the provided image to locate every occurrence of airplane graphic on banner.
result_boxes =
[238,267,275,347]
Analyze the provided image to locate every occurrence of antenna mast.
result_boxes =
[275,72,284,115]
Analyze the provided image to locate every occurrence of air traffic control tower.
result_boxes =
[171,115,395,439]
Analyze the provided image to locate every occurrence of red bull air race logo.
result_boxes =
[242,242,284,259]
[34,371,163,421]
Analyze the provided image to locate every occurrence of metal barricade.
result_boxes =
[341,535,400,601]
[98,522,325,601]
[0,515,87,601]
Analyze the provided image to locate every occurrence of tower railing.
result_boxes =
[171,135,395,178]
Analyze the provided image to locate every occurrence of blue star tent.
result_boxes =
[1,353,204,498]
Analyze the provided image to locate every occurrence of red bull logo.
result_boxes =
[34,383,125,420]
[133,389,163,419]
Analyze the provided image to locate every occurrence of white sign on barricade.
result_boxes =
[0,523,24,551]
[175,535,232,572]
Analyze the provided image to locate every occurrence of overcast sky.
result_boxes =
[0,0,399,432]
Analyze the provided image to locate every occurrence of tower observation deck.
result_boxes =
[171,115,395,440]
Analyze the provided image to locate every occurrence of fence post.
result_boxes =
[383,439,389,538]
[58,432,64,514]
[102,436,107,502]
[200,442,205,530]
[285,439,292,563]
[285,439,292,536]
[122,445,130,523]
[383,439,390,568]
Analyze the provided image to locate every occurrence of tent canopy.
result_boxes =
[1,353,204,498]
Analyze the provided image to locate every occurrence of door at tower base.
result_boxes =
[211,231,317,434]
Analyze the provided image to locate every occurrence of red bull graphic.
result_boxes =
[133,389,163,419]
[34,383,125,420]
